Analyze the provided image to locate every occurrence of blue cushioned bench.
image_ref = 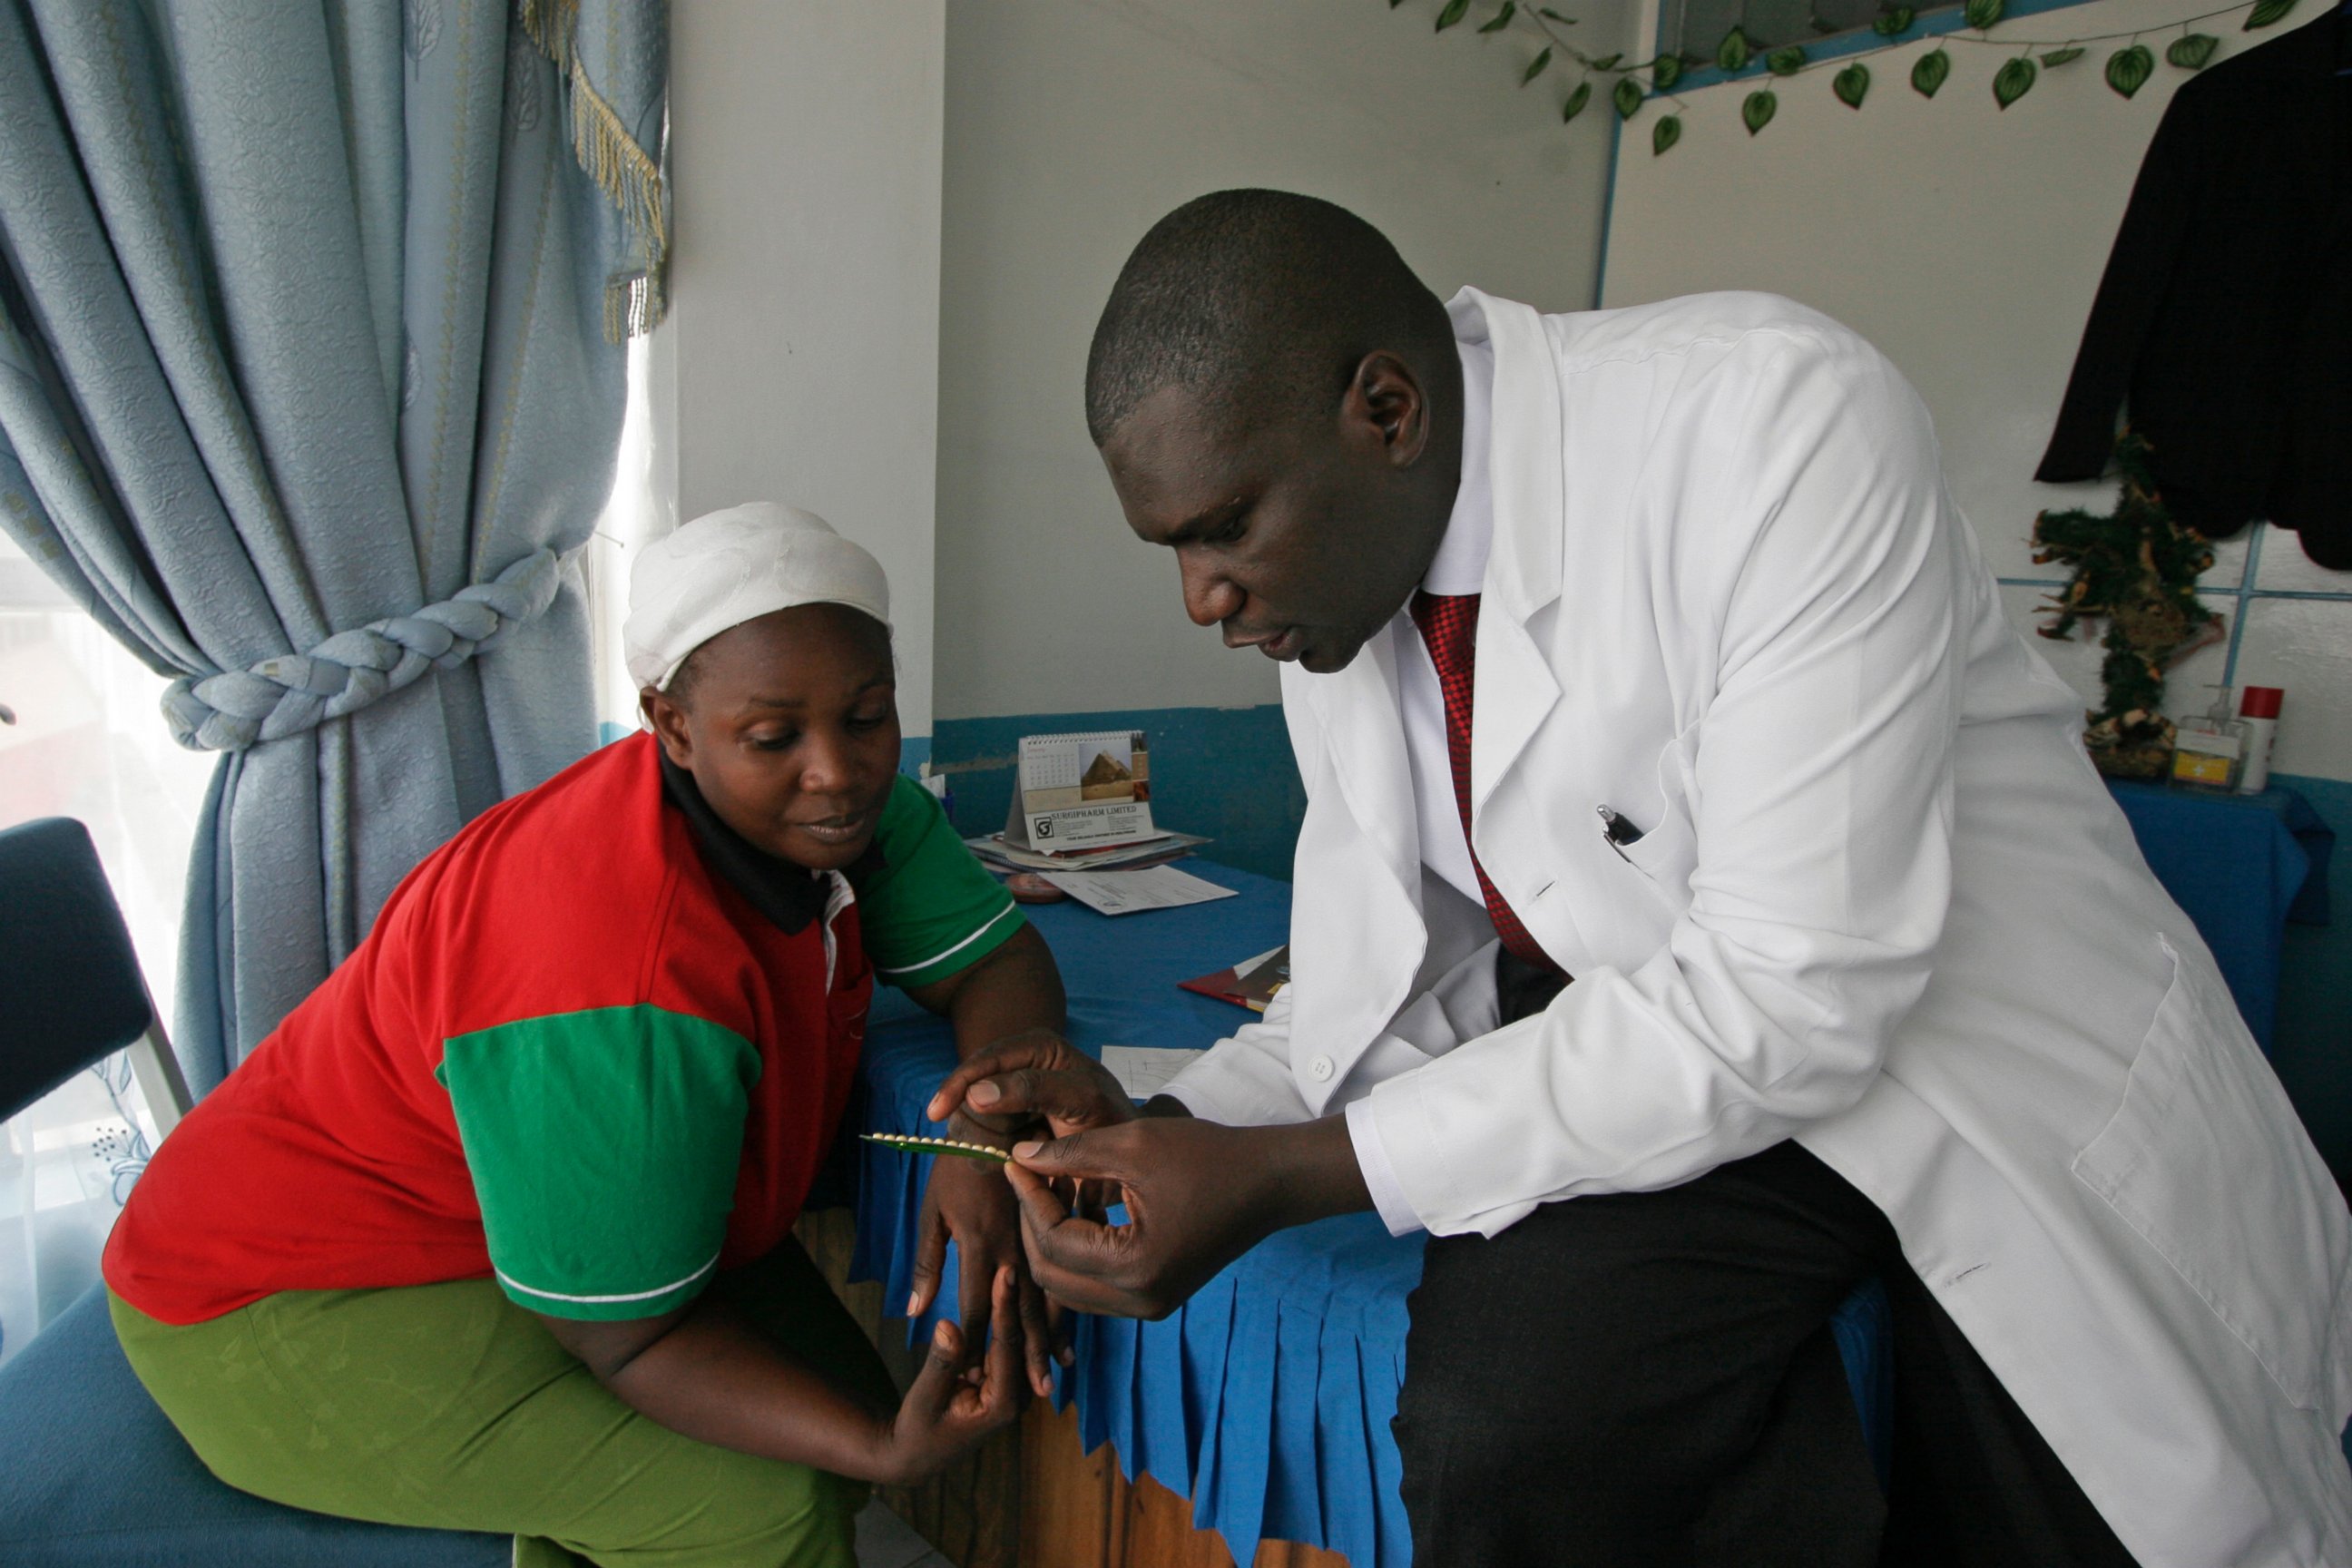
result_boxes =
[0,1284,507,1568]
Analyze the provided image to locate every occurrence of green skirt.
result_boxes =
[111,1238,897,1568]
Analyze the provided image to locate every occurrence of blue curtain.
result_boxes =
[0,0,667,1091]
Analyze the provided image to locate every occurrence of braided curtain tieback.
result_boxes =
[162,548,564,752]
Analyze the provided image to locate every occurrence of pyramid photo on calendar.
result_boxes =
[1080,743,1136,799]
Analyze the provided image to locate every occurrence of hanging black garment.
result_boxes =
[2034,9,2351,567]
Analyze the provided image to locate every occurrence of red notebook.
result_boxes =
[1178,944,1289,1013]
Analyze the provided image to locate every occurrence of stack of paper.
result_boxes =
[965,832,1209,874]
[1039,865,1240,916]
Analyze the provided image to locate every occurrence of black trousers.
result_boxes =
[1393,1132,2141,1567]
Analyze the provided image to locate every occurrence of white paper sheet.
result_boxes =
[1039,864,1240,916]
[1101,1044,1205,1101]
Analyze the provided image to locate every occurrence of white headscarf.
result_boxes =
[622,503,892,691]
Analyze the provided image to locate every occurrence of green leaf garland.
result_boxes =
[1993,54,2037,106]
[1406,0,2270,156]
[1911,47,1951,96]
[2165,33,2219,67]
[2106,44,2154,96]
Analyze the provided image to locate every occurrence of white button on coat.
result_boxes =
[1307,1054,1335,1083]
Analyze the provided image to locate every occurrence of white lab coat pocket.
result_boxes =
[1618,730,1700,910]
[2072,937,2348,1410]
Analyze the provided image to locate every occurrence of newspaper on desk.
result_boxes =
[1040,864,1239,916]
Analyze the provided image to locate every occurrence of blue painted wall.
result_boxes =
[932,705,1304,883]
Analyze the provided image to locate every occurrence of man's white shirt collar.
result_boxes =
[1420,336,1494,597]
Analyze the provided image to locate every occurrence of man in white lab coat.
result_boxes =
[934,191,2352,1565]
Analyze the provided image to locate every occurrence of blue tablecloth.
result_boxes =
[849,862,1890,1567]
[2108,782,2331,1049]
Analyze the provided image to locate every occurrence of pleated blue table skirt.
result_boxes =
[848,861,1891,1567]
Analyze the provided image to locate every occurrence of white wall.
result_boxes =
[1599,3,2352,779]
[661,0,947,739]
[932,0,1635,720]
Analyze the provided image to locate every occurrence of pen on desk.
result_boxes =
[1598,806,1644,860]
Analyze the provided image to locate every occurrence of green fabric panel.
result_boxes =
[439,1006,758,1321]
[107,1242,887,1564]
[855,774,1025,988]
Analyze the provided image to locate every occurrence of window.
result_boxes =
[0,338,659,1361]
[586,332,667,741]
[0,534,208,1363]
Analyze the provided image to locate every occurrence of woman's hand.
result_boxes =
[900,928,1086,1394]
[908,1148,1063,1396]
[864,1267,1027,1485]
[920,1033,1148,1326]
[924,1031,1139,1140]
[547,1276,1024,1485]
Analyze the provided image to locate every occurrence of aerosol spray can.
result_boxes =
[2236,687,2283,794]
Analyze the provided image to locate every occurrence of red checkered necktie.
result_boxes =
[1410,590,1565,978]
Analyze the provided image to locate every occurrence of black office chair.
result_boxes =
[0,817,505,1567]
[0,816,193,1134]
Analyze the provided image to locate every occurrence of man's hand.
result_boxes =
[863,1267,1027,1485]
[1002,1114,1371,1319]
[925,1032,1139,1139]
[907,1151,1062,1396]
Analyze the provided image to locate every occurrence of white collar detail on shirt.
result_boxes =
[1419,336,1494,598]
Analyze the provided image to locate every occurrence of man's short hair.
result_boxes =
[1084,190,1455,446]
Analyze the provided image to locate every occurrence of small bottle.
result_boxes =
[918,760,955,822]
[2171,685,2247,791]
[2235,686,2283,794]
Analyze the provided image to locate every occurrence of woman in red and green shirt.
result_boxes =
[104,505,1061,1568]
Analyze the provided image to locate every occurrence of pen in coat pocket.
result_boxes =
[1598,806,1645,861]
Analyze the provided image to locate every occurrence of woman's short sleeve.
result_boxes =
[855,776,1025,989]
[438,1005,759,1320]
